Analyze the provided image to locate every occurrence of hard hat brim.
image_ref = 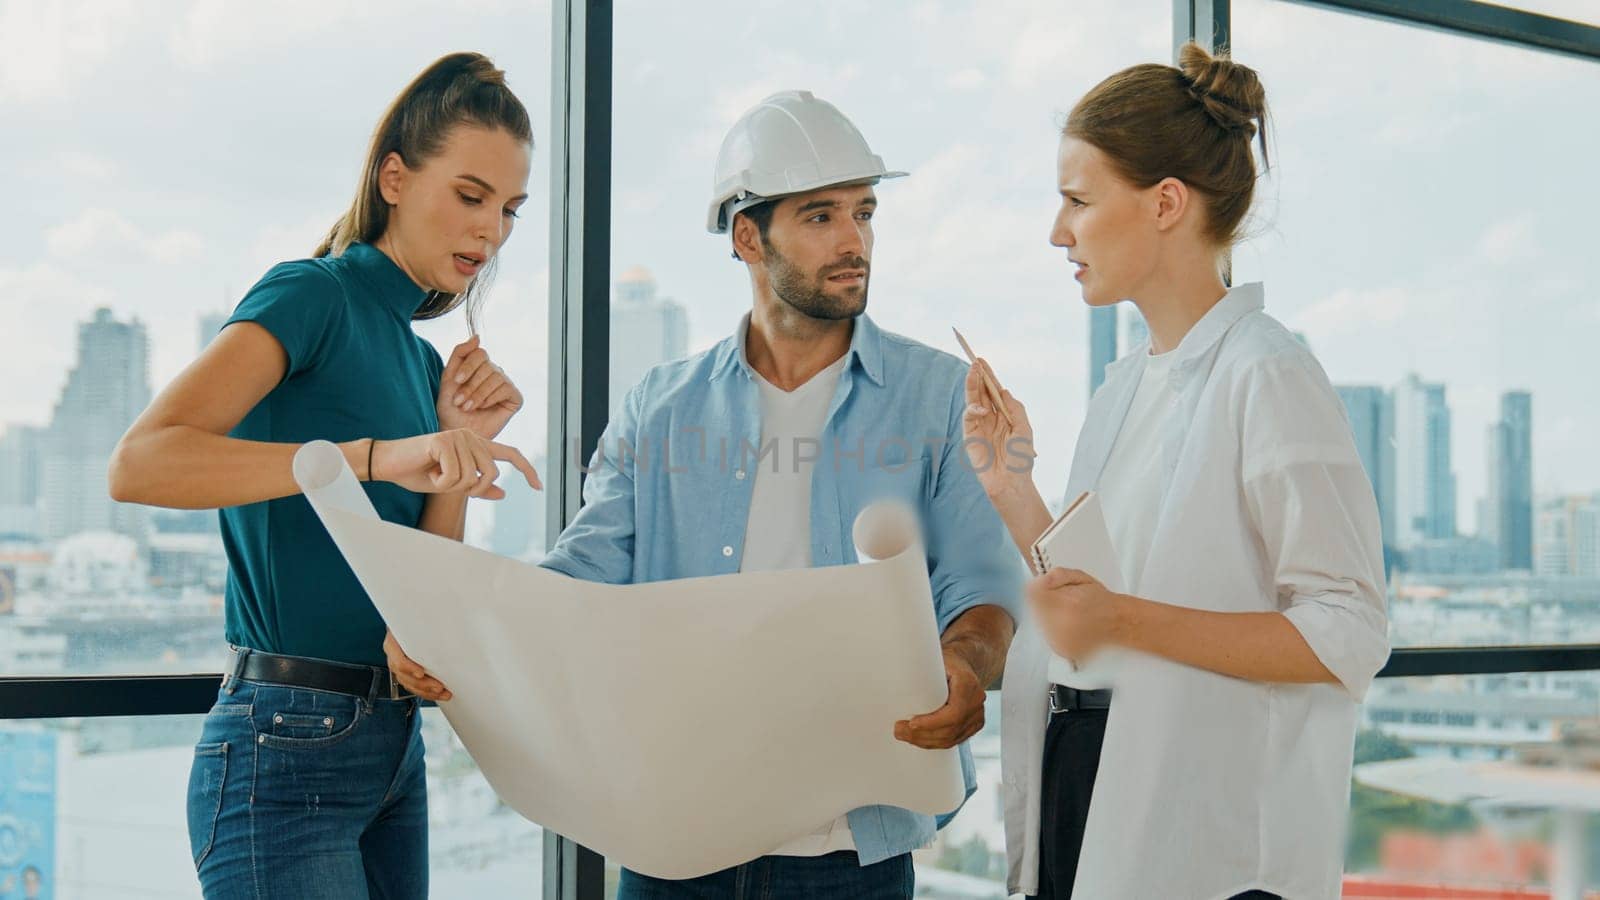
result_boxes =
[707,170,909,234]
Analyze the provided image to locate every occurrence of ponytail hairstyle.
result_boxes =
[1064,41,1269,248]
[315,52,533,329]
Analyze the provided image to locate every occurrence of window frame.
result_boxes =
[2,3,1597,899]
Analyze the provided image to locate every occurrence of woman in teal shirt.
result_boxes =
[109,52,539,898]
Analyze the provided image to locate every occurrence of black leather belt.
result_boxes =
[225,646,414,701]
[1050,684,1112,714]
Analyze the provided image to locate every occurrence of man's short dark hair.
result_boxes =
[740,201,776,243]
[731,200,777,260]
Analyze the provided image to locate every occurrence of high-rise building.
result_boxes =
[1581,503,1600,579]
[1088,305,1118,399]
[40,309,151,544]
[1485,391,1534,570]
[1335,385,1396,549]
[490,455,547,561]
[198,311,230,354]
[1536,499,1570,576]
[1393,373,1456,547]
[1401,536,1498,576]
[0,425,44,538]
[1537,495,1600,578]
[610,266,689,414]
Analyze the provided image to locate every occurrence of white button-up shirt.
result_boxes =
[1002,283,1390,899]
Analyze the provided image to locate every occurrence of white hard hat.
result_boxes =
[706,90,907,234]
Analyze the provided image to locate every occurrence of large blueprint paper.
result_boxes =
[291,441,965,879]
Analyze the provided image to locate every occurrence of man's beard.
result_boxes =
[766,243,870,321]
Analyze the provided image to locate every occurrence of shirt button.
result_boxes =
[722,546,734,557]
[736,470,747,481]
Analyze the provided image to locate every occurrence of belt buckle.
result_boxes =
[387,669,415,701]
[1048,685,1065,714]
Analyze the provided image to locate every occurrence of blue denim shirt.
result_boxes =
[541,312,1021,866]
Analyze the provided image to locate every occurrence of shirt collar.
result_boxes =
[341,241,432,317]
[709,312,886,387]
[1104,282,1266,385]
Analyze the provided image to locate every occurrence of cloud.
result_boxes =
[164,0,552,71]
[166,0,366,69]
[248,211,340,273]
[994,0,1167,90]
[945,68,986,91]
[0,0,140,103]
[618,188,666,218]
[1290,285,1412,339]
[0,261,115,424]
[45,209,205,265]
[1374,110,1480,150]
[683,64,866,162]
[1476,213,1537,266]
[55,150,118,182]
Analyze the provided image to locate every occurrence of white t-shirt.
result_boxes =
[1048,346,1178,687]
[1096,346,1180,593]
[739,354,858,856]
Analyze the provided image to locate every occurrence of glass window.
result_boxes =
[2,2,550,890]
[609,1,1165,893]
[1488,1,1600,25]
[1353,673,1600,893]
[0,710,541,895]
[0,5,553,675]
[1233,0,1600,647]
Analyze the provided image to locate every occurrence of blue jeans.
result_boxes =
[618,851,913,900]
[186,676,428,899]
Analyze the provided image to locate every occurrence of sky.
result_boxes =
[2,0,1597,534]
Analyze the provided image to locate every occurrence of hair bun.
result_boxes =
[1178,42,1266,138]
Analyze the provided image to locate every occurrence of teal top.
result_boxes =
[219,242,444,665]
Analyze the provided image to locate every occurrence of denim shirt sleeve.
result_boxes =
[925,375,1024,634]
[539,384,641,585]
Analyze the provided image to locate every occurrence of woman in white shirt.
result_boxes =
[963,43,1390,900]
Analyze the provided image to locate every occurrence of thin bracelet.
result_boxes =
[367,438,379,483]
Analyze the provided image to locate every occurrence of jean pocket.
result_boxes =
[186,741,229,869]
[257,697,364,750]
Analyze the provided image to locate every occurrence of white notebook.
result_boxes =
[1030,491,1126,689]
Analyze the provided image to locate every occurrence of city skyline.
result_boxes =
[3,1,1597,896]
[1086,313,1583,573]
[1,2,1595,526]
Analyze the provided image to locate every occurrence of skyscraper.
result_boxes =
[1392,373,1456,548]
[610,266,689,414]
[1088,304,1118,399]
[1335,385,1396,549]
[1485,391,1534,570]
[0,425,43,538]
[198,311,230,354]
[1537,495,1600,578]
[490,454,547,561]
[40,308,151,544]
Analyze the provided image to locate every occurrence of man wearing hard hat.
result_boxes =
[542,91,1021,897]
